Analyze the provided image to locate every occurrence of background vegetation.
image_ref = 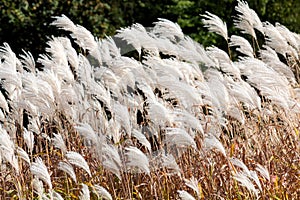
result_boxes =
[1,0,299,58]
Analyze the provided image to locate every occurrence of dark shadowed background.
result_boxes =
[1,0,299,59]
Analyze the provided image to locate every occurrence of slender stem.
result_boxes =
[227,39,232,60]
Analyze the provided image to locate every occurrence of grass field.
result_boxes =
[0,0,299,199]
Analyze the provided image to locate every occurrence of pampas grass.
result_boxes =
[0,2,299,199]
[201,11,228,40]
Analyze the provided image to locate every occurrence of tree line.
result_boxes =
[1,0,299,58]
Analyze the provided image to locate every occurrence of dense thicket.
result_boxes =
[1,0,299,58]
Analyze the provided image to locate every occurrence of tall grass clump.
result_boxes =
[0,0,299,199]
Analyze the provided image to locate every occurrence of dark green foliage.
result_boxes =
[0,0,299,59]
[0,0,123,58]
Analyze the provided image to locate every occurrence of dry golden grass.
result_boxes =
[0,108,298,199]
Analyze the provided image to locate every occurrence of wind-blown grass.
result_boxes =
[0,0,299,199]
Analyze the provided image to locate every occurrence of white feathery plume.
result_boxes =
[165,128,197,149]
[23,129,34,153]
[105,36,121,58]
[293,88,300,101]
[177,190,196,200]
[90,80,112,110]
[124,93,143,118]
[136,82,156,101]
[171,109,204,136]
[16,147,30,164]
[259,45,296,83]
[0,44,22,101]
[234,0,264,39]
[201,11,228,40]
[115,25,142,56]
[0,65,22,100]
[179,60,205,84]
[108,57,141,92]
[51,14,76,32]
[203,134,226,156]
[52,190,64,200]
[18,100,38,118]
[32,178,45,198]
[98,36,121,63]
[115,23,145,57]
[22,70,55,104]
[45,37,67,70]
[27,116,40,134]
[0,109,4,122]
[58,161,77,183]
[206,46,240,77]
[153,18,184,41]
[143,56,184,80]
[51,133,67,154]
[125,146,150,174]
[134,67,155,92]
[226,98,245,124]
[102,144,122,180]
[27,72,57,115]
[249,170,262,191]
[293,32,300,47]
[178,36,215,67]
[0,42,21,72]
[78,102,101,131]
[75,123,99,146]
[20,50,36,73]
[44,37,75,83]
[229,157,250,176]
[79,183,90,200]
[275,23,299,51]
[94,68,118,97]
[66,151,91,177]
[235,17,256,39]
[57,37,79,73]
[238,57,292,110]
[158,76,202,109]
[93,185,113,200]
[263,22,297,58]
[0,126,19,173]
[132,129,152,152]
[184,176,200,196]
[146,98,171,126]
[196,78,218,113]
[205,69,230,112]
[112,102,131,137]
[30,157,52,189]
[233,171,258,198]
[39,69,61,102]
[116,23,158,57]
[152,36,180,56]
[225,76,261,110]
[106,119,122,144]
[37,54,53,70]
[229,35,254,57]
[151,151,181,174]
[51,15,99,59]
[77,54,93,90]
[255,164,270,182]
[21,73,44,115]
[166,53,204,82]
[60,83,80,110]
